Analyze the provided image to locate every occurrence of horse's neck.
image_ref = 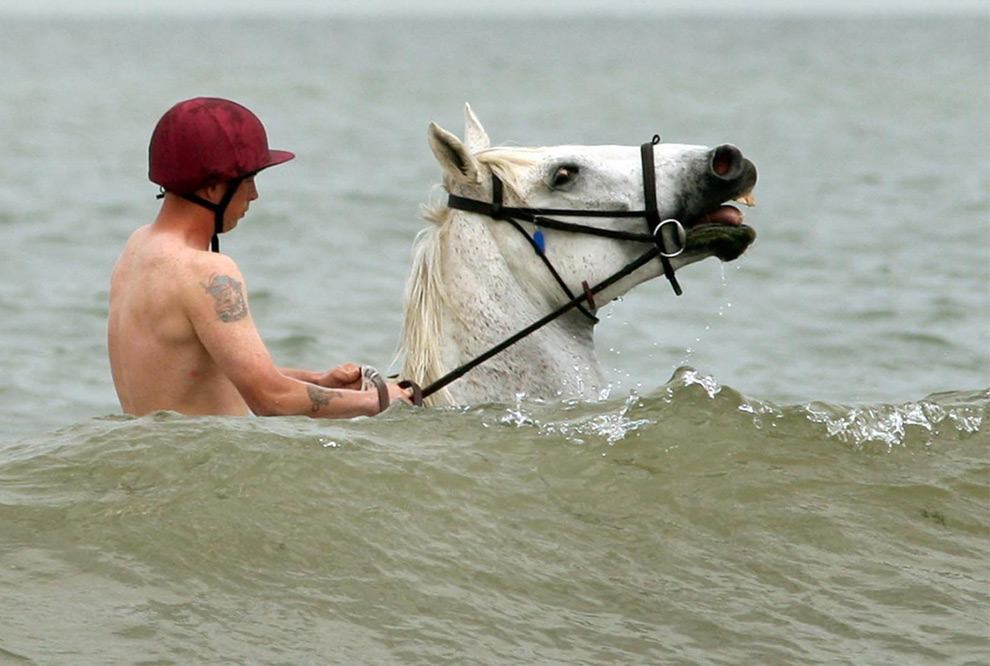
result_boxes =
[403,212,606,405]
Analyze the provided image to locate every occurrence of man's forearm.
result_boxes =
[248,376,378,419]
[300,383,379,419]
[279,367,320,384]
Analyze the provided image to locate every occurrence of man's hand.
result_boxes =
[314,364,414,411]
[316,363,363,390]
[387,381,414,407]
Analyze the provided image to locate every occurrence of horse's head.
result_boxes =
[427,104,757,307]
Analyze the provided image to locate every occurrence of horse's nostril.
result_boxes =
[710,144,744,180]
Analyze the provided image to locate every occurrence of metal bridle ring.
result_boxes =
[653,219,686,258]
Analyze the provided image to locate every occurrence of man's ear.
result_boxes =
[197,182,225,204]
[428,121,482,186]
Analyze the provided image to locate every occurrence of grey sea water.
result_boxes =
[0,12,988,665]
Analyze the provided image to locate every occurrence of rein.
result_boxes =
[399,136,687,404]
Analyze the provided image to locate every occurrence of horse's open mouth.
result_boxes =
[683,191,757,262]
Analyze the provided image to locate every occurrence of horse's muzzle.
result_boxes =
[704,143,758,204]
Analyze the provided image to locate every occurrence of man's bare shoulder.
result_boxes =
[132,228,242,281]
[114,228,248,315]
[158,249,250,328]
[184,248,244,285]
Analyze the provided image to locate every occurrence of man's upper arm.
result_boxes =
[185,258,282,395]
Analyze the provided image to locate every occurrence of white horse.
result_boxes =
[397,105,757,405]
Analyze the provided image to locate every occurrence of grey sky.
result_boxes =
[3,0,988,15]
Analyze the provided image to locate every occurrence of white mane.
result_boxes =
[397,148,539,406]
[395,222,450,406]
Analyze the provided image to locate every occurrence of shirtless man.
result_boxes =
[108,97,410,418]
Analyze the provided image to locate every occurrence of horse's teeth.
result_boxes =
[734,192,757,207]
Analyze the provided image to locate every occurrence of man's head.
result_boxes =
[149,97,293,250]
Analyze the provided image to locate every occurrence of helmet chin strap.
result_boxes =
[171,177,245,252]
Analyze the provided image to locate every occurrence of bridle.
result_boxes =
[396,135,692,404]
[447,134,685,317]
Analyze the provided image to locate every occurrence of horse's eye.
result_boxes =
[550,165,580,189]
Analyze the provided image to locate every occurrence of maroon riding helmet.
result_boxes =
[148,97,294,251]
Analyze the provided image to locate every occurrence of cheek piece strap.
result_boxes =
[640,135,683,296]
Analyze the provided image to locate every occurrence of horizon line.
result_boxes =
[2,6,988,18]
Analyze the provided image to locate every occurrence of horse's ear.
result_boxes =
[428,122,482,186]
[463,103,490,153]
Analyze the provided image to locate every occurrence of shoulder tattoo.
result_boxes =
[307,384,342,413]
[202,273,248,322]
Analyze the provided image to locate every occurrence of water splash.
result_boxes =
[737,396,785,431]
[667,369,987,450]
[802,394,986,450]
[499,392,536,428]
[494,373,985,453]
[494,393,653,446]
[673,366,722,399]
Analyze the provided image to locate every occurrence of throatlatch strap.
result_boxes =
[503,217,600,323]
[640,136,682,296]
[490,176,599,323]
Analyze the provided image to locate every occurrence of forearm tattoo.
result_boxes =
[307,384,341,413]
[202,274,248,322]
